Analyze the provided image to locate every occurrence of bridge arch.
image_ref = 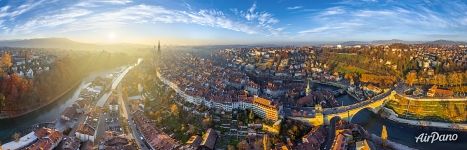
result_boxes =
[349,107,376,124]
[323,99,387,125]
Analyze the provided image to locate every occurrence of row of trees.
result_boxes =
[0,52,32,111]
[406,71,465,87]
[360,73,397,87]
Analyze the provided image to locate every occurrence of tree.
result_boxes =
[448,72,463,87]
[170,104,179,117]
[1,52,12,69]
[432,74,447,86]
[202,115,213,128]
[406,71,417,86]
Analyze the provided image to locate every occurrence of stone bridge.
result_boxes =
[289,90,396,126]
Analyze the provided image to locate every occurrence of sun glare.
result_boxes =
[107,32,117,42]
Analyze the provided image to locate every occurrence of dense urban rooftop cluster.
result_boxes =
[132,110,180,149]
[0,48,56,79]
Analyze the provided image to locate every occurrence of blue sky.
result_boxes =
[0,0,466,45]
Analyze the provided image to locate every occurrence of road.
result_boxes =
[92,60,143,146]
[97,65,134,107]
[117,86,149,150]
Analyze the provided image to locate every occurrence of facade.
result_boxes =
[427,85,454,97]
[75,111,99,142]
[331,130,348,150]
[252,96,279,121]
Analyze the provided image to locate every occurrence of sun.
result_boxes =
[107,32,117,42]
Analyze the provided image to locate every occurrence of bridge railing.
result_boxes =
[323,89,393,115]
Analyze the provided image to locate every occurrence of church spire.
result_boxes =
[306,79,311,96]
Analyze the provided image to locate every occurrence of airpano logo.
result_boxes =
[415,132,458,143]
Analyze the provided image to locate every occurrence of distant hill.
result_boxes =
[339,39,465,46]
[340,41,369,46]
[423,40,467,45]
[370,39,422,45]
[0,38,150,50]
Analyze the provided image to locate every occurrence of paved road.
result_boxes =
[109,66,147,149]
[118,87,149,150]
[97,66,134,107]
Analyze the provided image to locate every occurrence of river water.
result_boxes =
[352,109,466,150]
[0,67,122,143]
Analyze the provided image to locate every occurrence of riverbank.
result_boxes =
[0,79,82,119]
[381,107,467,131]
[0,66,127,142]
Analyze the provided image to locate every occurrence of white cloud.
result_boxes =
[319,7,346,16]
[5,0,47,18]
[244,2,258,21]
[11,8,92,34]
[9,4,264,35]
[299,26,343,34]
[353,10,395,17]
[75,0,132,7]
[258,12,278,26]
[305,1,467,37]
[287,6,303,10]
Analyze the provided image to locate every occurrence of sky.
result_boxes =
[0,0,466,45]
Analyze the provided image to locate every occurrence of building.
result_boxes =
[75,110,100,142]
[61,105,78,122]
[299,126,326,150]
[185,135,202,149]
[132,110,180,150]
[60,136,81,150]
[24,128,63,150]
[109,98,119,112]
[100,135,137,150]
[363,84,382,94]
[331,130,351,150]
[1,127,63,150]
[1,131,38,150]
[199,128,217,150]
[427,85,453,97]
[252,96,280,121]
[355,140,371,150]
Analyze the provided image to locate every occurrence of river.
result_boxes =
[316,82,466,150]
[352,109,466,150]
[0,67,123,143]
